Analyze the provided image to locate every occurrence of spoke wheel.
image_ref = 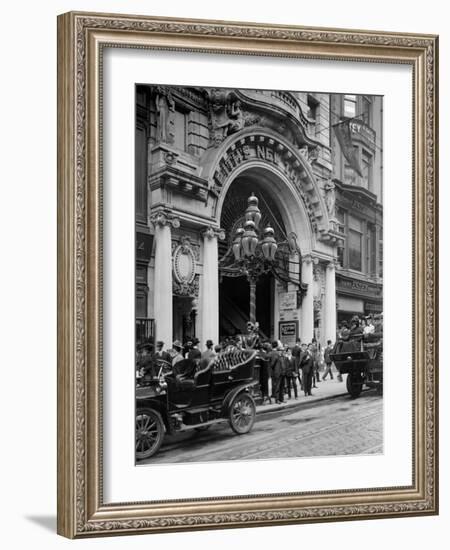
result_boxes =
[229,392,256,434]
[136,408,165,460]
[346,373,363,398]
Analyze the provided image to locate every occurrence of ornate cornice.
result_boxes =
[77,14,435,49]
[209,129,328,233]
[150,208,180,229]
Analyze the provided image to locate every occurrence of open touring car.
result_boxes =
[330,332,383,398]
[136,349,258,460]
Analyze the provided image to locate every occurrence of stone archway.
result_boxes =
[203,127,332,247]
[199,129,338,346]
[216,164,315,342]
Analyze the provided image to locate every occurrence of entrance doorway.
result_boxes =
[218,171,288,342]
[219,272,273,340]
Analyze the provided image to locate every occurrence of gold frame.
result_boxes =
[57,11,439,538]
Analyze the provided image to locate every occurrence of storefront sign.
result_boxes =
[336,274,382,299]
[279,291,297,310]
[279,321,298,347]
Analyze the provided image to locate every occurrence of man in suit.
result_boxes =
[268,341,285,404]
[322,339,335,381]
[136,342,156,383]
[201,339,216,363]
[300,343,315,396]
[258,342,272,404]
[291,337,303,391]
[154,340,172,364]
[285,347,298,399]
[171,340,184,367]
[188,337,202,361]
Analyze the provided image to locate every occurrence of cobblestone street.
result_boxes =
[139,389,383,465]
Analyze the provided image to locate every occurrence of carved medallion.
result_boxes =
[172,240,196,285]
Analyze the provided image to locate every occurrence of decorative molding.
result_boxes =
[78,15,434,49]
[203,225,226,241]
[211,131,325,232]
[59,12,438,537]
[150,208,180,229]
[313,298,322,312]
[172,235,201,262]
[172,239,197,285]
[173,274,200,298]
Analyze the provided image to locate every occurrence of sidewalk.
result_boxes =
[255,375,348,416]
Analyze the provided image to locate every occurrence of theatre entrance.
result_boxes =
[218,169,295,342]
[219,272,274,341]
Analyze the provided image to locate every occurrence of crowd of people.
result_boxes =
[136,313,382,399]
[136,334,340,403]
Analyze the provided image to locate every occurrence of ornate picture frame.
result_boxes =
[57,11,438,538]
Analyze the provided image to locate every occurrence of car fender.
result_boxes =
[221,380,258,416]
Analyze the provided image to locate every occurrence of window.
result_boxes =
[378,233,383,278]
[362,96,372,125]
[173,108,187,151]
[307,94,319,120]
[344,162,357,186]
[361,150,373,191]
[348,215,363,271]
[135,124,148,222]
[336,208,346,267]
[136,266,148,318]
[367,223,377,275]
[336,207,346,227]
[344,94,357,118]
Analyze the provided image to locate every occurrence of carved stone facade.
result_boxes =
[135,84,383,346]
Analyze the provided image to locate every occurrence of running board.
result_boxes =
[177,418,226,432]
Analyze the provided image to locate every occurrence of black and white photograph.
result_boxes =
[135,84,384,465]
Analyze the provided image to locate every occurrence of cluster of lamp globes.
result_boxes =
[232,193,278,262]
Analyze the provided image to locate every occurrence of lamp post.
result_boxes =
[232,193,279,324]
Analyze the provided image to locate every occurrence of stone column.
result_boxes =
[301,255,314,343]
[200,226,224,348]
[325,260,337,343]
[151,211,179,347]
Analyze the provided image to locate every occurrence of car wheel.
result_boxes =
[136,408,165,460]
[229,392,256,435]
[346,373,363,398]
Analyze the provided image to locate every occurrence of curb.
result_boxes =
[256,389,349,415]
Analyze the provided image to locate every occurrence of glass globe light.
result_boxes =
[261,226,277,261]
[244,193,262,230]
[232,227,244,261]
[242,220,258,257]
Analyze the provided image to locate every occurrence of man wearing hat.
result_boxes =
[187,338,202,361]
[137,341,156,381]
[155,340,172,364]
[201,339,216,363]
[171,340,184,366]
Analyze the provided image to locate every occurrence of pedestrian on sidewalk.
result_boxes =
[292,337,304,391]
[285,347,298,399]
[322,339,335,381]
[269,341,285,404]
[311,338,320,387]
[258,342,272,404]
[300,343,314,396]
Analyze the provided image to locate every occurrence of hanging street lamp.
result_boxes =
[232,193,280,324]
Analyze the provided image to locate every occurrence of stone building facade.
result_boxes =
[135,86,383,348]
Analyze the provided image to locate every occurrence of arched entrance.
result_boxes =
[217,166,307,342]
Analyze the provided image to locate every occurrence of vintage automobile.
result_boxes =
[330,332,383,398]
[136,349,258,460]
